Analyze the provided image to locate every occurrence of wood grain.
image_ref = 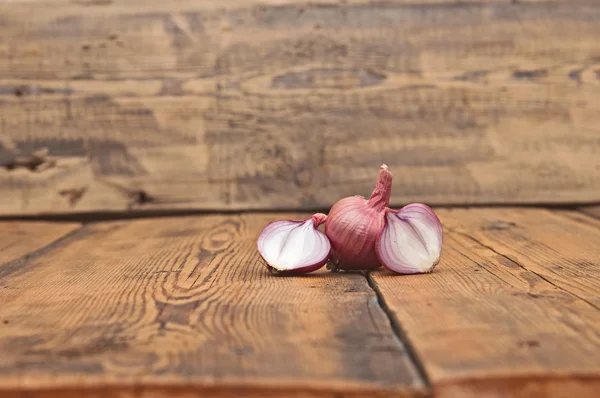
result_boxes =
[580,206,600,220]
[0,213,426,398]
[440,207,600,308]
[0,221,80,265]
[1,0,600,215]
[370,208,600,397]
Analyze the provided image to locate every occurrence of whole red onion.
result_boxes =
[325,165,392,270]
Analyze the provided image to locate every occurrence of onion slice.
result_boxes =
[257,214,330,275]
[376,204,443,274]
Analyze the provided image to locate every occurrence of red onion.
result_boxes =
[257,213,330,275]
[376,203,443,274]
[256,166,444,275]
[325,165,392,270]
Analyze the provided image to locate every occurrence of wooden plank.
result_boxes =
[0,213,426,398]
[1,1,600,215]
[0,221,80,265]
[370,208,600,397]
[580,206,600,220]
[440,207,600,308]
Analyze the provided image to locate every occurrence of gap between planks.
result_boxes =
[369,207,600,398]
[0,203,599,224]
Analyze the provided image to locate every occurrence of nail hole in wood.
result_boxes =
[129,190,155,206]
[512,69,548,80]
[481,221,516,231]
[518,340,540,348]
[2,148,55,172]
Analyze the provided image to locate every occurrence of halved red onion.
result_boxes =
[376,203,443,274]
[257,213,330,275]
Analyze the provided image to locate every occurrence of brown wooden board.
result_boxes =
[0,221,80,265]
[0,213,426,398]
[1,0,600,215]
[370,208,600,397]
[580,206,600,220]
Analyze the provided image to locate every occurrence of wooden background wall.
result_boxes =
[1,0,599,215]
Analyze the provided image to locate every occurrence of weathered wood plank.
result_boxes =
[580,206,600,220]
[440,207,600,308]
[1,0,600,215]
[0,221,80,265]
[0,213,426,398]
[371,208,600,397]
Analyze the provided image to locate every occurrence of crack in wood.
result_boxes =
[59,187,88,207]
[451,245,517,288]
[512,69,548,80]
[1,148,56,172]
[0,225,87,281]
[453,228,600,312]
[366,272,432,390]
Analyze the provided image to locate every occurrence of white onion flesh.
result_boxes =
[377,204,443,274]
[257,219,331,274]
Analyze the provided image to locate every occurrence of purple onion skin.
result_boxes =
[266,256,330,276]
[325,197,385,270]
[325,166,392,271]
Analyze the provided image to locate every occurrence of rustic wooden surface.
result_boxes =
[580,205,600,220]
[371,208,600,398]
[1,207,600,397]
[1,0,600,215]
[0,221,80,265]
[0,213,425,398]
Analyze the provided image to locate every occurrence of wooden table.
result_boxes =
[2,0,600,396]
[2,206,600,397]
